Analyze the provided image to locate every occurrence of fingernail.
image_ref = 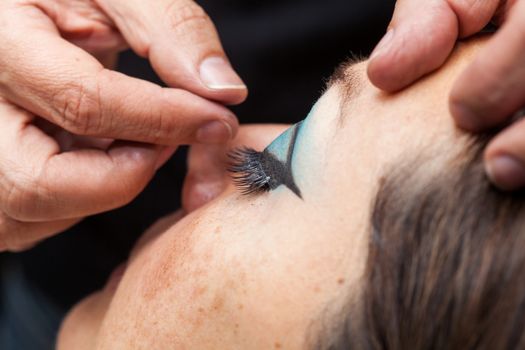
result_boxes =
[196,120,233,144]
[199,57,246,90]
[486,155,525,190]
[370,29,395,60]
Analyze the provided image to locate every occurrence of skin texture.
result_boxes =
[0,0,247,251]
[57,38,486,350]
[367,0,525,190]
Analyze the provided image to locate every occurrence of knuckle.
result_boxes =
[52,77,103,136]
[155,93,174,140]
[140,97,167,144]
[140,89,184,144]
[151,111,166,144]
[165,1,211,33]
[158,104,185,143]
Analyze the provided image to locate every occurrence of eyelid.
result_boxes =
[228,122,304,198]
[264,121,303,161]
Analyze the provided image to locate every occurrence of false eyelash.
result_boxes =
[228,147,271,195]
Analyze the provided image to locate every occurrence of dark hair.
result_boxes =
[315,135,525,349]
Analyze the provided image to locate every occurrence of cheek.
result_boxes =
[93,215,250,348]
[86,192,364,349]
[57,291,111,350]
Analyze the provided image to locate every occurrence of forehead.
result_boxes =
[326,59,367,125]
[322,57,471,203]
[332,52,463,139]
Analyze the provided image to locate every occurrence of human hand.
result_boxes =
[0,0,246,146]
[0,0,247,251]
[367,0,525,190]
[0,97,180,252]
[182,125,289,213]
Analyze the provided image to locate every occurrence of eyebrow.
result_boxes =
[326,57,367,124]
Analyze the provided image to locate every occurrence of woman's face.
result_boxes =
[57,40,481,349]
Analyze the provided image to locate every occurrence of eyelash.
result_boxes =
[228,121,304,198]
[228,147,272,195]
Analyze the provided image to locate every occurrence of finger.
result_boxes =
[96,0,248,105]
[367,0,500,92]
[182,124,288,212]
[485,118,525,190]
[447,0,502,37]
[4,142,166,222]
[0,6,238,146]
[0,214,80,253]
[34,0,128,55]
[182,143,230,213]
[0,100,167,221]
[493,0,518,24]
[450,0,525,132]
[367,0,459,92]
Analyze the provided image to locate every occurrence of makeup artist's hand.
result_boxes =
[0,0,247,252]
[367,0,525,190]
[182,125,288,213]
[0,96,180,252]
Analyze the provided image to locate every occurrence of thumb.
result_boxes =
[97,0,247,105]
[367,0,458,92]
[368,0,500,92]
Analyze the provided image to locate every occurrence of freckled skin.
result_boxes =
[58,39,488,350]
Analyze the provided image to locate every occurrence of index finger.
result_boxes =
[0,99,167,221]
[0,5,238,146]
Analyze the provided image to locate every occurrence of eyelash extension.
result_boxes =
[228,147,271,195]
[228,121,304,198]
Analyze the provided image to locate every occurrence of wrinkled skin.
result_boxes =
[0,0,247,251]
